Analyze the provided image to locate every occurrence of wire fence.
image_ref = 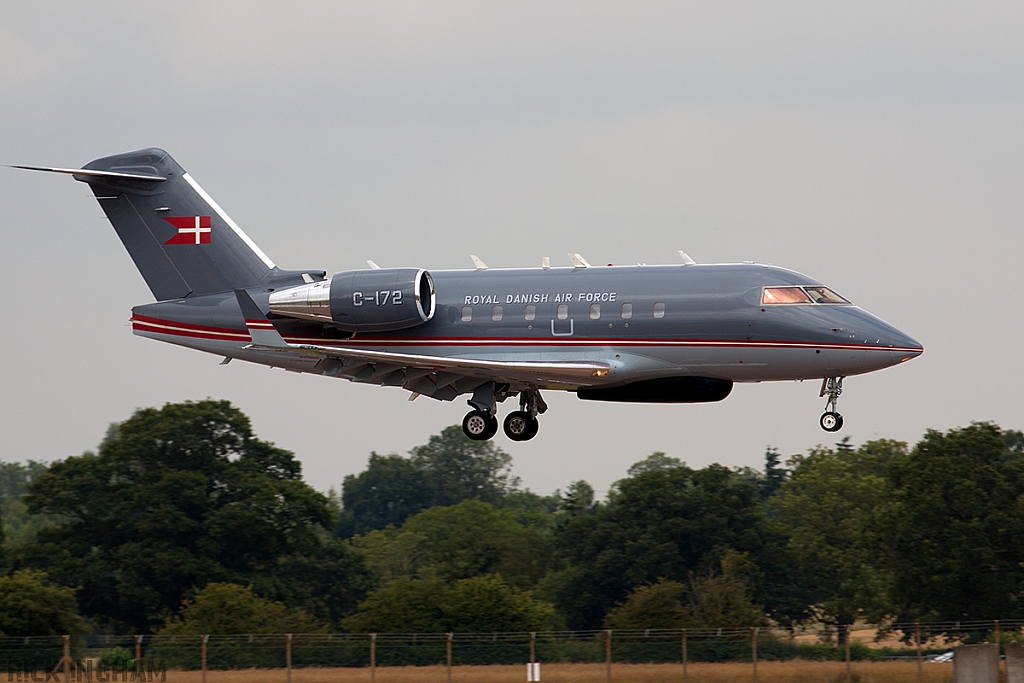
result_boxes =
[1,620,1014,681]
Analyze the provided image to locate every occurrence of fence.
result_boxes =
[0,620,1016,681]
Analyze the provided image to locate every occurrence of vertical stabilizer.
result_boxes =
[78,148,275,300]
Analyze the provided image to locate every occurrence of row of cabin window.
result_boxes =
[460,302,666,323]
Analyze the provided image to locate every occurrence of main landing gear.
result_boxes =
[819,376,844,432]
[463,410,498,440]
[462,383,546,442]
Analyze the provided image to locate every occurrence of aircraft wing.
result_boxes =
[235,290,610,400]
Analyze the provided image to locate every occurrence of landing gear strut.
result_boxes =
[819,376,844,432]
[463,382,500,441]
[461,383,547,441]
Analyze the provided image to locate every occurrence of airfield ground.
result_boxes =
[162,660,953,682]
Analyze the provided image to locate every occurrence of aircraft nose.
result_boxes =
[886,325,923,358]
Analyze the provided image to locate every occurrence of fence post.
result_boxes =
[286,633,293,683]
[446,632,453,683]
[202,634,209,683]
[751,627,758,683]
[605,629,612,682]
[370,633,377,683]
[63,634,70,682]
[682,628,688,683]
[845,624,852,681]
[530,631,536,665]
[915,622,922,683]
[996,620,1002,680]
[136,634,142,677]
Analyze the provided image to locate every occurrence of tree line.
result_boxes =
[1,399,1023,640]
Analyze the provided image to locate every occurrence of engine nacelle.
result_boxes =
[267,268,435,332]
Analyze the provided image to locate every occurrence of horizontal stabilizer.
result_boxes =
[9,165,166,182]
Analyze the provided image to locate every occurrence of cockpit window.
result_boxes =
[803,286,849,304]
[761,286,850,305]
[762,287,812,304]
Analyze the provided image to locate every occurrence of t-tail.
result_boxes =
[15,148,280,301]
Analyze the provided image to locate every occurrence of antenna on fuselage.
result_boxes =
[470,255,488,270]
[542,256,550,270]
[568,253,591,269]
[678,250,696,265]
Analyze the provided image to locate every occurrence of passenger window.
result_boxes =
[621,303,632,319]
[524,305,536,321]
[557,304,569,320]
[653,302,665,319]
[461,306,472,322]
[590,303,601,320]
[762,287,812,305]
[491,305,503,322]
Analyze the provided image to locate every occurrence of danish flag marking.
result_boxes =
[163,216,212,245]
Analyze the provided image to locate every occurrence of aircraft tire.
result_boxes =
[820,411,844,432]
[523,415,539,440]
[464,410,498,440]
[503,411,530,441]
[503,411,538,441]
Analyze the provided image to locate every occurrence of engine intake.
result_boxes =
[268,268,435,332]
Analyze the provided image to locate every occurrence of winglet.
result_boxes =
[235,290,288,348]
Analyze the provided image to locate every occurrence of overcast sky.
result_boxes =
[2,2,1022,498]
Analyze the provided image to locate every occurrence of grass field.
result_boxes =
[157,660,954,683]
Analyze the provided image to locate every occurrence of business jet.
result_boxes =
[14,148,922,441]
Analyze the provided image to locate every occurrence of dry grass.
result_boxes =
[159,660,953,683]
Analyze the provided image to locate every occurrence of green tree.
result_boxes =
[759,447,788,500]
[0,460,54,548]
[557,480,596,518]
[626,452,683,477]
[336,453,434,537]
[0,569,85,636]
[14,400,356,632]
[773,439,903,630]
[157,583,325,635]
[410,426,519,505]
[882,423,1024,623]
[341,574,557,633]
[352,499,555,589]
[337,426,519,537]
[603,579,689,629]
[253,538,376,628]
[603,552,764,630]
[546,460,805,629]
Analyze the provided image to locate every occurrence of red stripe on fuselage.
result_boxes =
[130,315,923,354]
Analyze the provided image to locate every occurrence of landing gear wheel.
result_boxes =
[503,411,539,441]
[820,411,844,432]
[463,410,498,440]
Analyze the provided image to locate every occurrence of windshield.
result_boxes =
[761,286,849,305]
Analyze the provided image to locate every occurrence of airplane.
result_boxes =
[13,148,923,441]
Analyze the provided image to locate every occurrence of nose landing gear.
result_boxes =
[819,376,844,432]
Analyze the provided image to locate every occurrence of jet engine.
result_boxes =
[268,268,435,332]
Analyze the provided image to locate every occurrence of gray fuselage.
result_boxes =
[131,262,922,392]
